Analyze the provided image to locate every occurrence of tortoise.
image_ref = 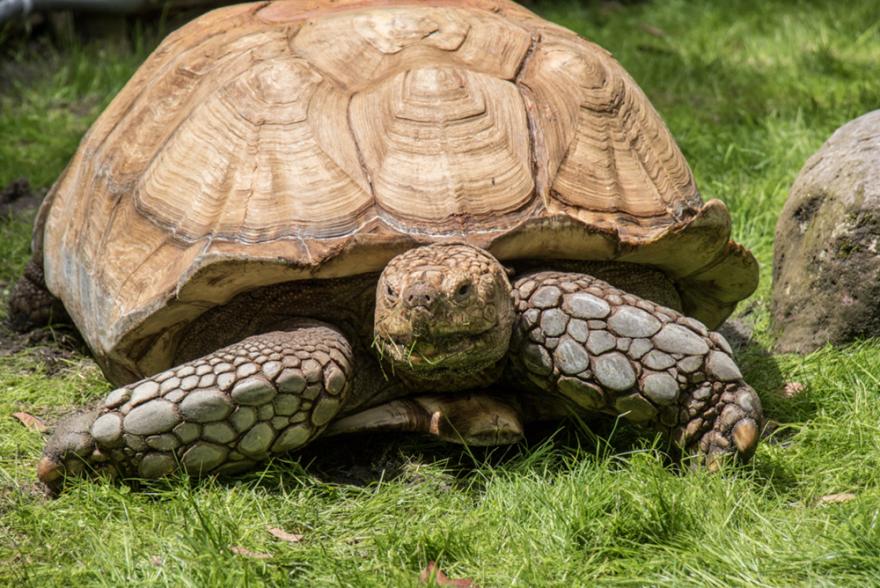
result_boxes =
[10,0,763,488]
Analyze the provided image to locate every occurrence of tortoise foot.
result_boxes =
[38,322,353,489]
[508,270,764,465]
[676,382,763,468]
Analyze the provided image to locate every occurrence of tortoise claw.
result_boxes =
[38,408,100,491]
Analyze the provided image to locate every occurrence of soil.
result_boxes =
[0,178,45,218]
[0,178,86,373]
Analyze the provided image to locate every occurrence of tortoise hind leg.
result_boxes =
[507,270,763,465]
[38,321,353,489]
[8,258,69,332]
[325,393,525,446]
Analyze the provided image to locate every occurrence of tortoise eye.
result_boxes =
[455,282,472,300]
[385,283,398,302]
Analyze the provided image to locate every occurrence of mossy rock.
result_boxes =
[772,110,880,353]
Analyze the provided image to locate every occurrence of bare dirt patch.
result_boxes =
[0,178,45,218]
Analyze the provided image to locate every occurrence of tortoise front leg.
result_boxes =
[506,271,763,465]
[38,321,353,488]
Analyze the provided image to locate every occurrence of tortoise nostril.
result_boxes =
[403,284,438,309]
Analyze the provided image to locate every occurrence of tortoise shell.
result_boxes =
[35,0,758,384]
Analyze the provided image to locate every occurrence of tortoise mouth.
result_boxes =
[378,323,507,370]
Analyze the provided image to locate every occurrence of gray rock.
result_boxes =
[531,285,562,308]
[179,389,232,422]
[567,319,589,343]
[642,350,675,370]
[653,324,709,356]
[706,351,743,382]
[181,442,228,473]
[91,413,124,446]
[540,308,569,337]
[553,337,590,375]
[139,452,176,478]
[592,352,636,391]
[562,292,611,319]
[238,423,275,456]
[123,399,180,435]
[607,306,661,338]
[614,393,657,422]
[773,110,880,353]
[642,373,679,405]
[231,376,277,405]
[586,330,616,355]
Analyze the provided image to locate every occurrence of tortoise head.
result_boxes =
[373,244,514,387]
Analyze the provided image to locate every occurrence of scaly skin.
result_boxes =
[37,244,762,489]
[39,322,353,488]
[373,243,514,392]
[507,271,763,464]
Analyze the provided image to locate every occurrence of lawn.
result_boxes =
[2,0,880,585]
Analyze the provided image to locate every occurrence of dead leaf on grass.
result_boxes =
[419,561,475,587]
[11,412,47,432]
[267,527,303,543]
[782,382,805,398]
[817,493,856,505]
[229,545,271,560]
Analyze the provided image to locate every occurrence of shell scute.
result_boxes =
[37,0,757,384]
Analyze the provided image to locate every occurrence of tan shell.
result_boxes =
[36,0,758,384]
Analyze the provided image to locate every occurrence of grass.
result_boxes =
[2,0,880,585]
